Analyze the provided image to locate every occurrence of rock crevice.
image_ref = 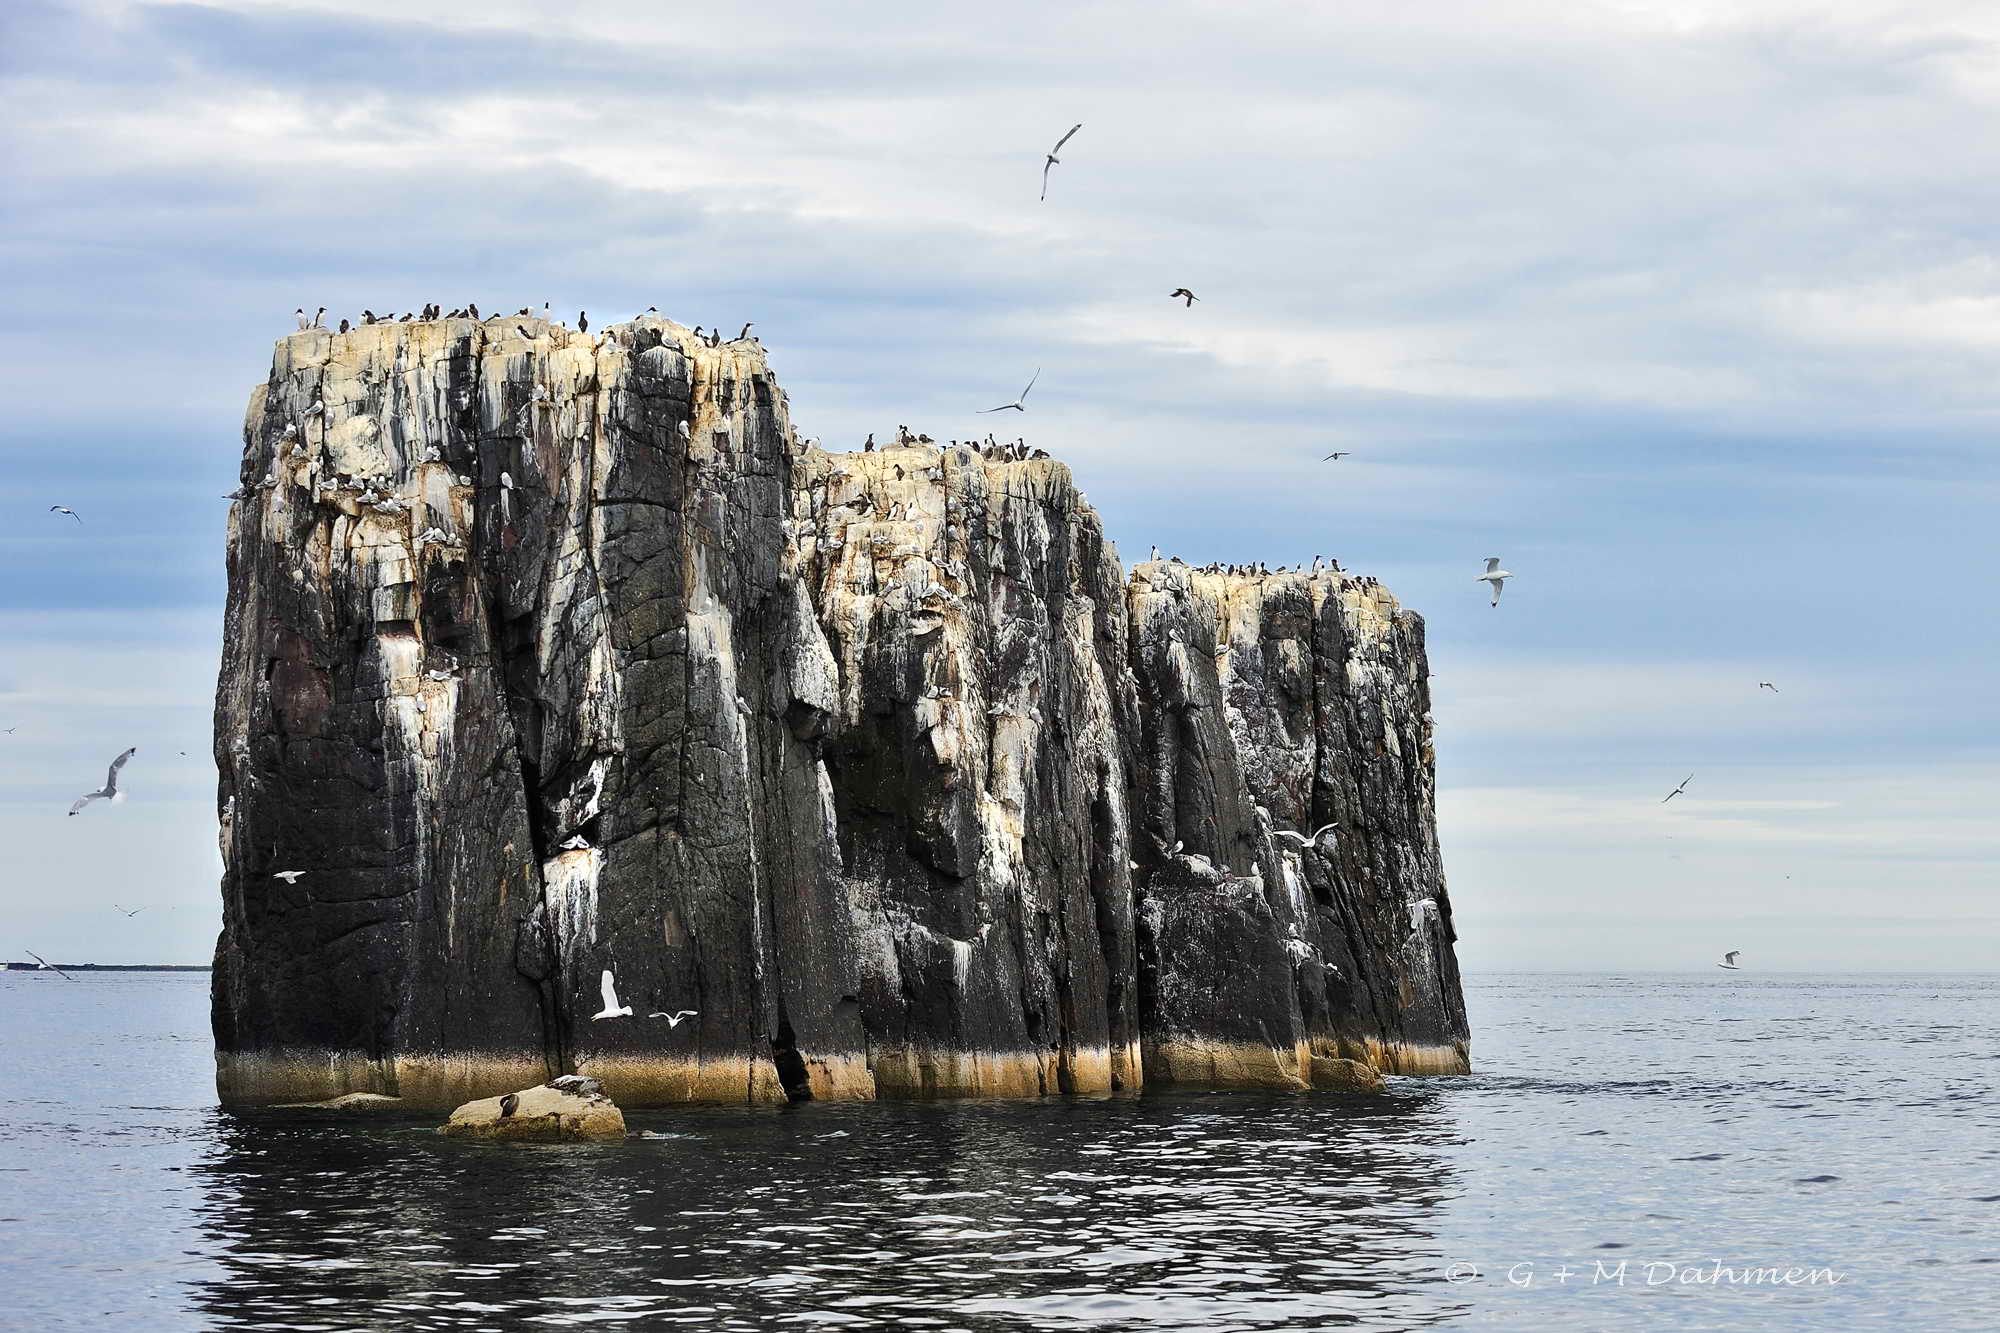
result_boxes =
[212,317,1468,1109]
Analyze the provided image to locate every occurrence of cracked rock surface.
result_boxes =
[212,316,1468,1109]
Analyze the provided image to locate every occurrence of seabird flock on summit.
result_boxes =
[10,118,1767,978]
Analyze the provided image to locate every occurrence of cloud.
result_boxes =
[6,0,2000,965]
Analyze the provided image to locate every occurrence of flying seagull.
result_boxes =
[69,747,136,815]
[1717,950,1742,970]
[1476,556,1512,607]
[1169,288,1199,307]
[981,368,1040,413]
[1041,123,1082,200]
[49,506,82,523]
[25,950,75,981]
[647,1009,699,1027]
[272,871,306,884]
[592,969,633,1020]
[113,904,144,917]
[1273,822,1341,849]
[1661,773,1694,803]
[1759,682,1779,692]
[1322,451,1350,461]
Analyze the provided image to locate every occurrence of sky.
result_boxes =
[3,0,1997,971]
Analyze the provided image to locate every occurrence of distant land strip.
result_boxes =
[4,963,210,972]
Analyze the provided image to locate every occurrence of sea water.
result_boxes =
[2,970,1994,1330]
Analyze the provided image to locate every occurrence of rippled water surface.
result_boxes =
[3,972,1996,1330]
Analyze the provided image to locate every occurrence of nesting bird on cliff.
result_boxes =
[1041,122,1082,200]
[577,311,588,333]
[338,318,350,333]
[1476,556,1512,607]
[1169,288,1199,307]
[592,970,634,1020]
[68,747,136,816]
[737,322,754,341]
[294,308,309,329]
[980,368,1040,414]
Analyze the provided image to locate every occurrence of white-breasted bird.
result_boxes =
[647,1009,699,1026]
[592,969,633,1019]
[1476,557,1512,607]
[272,871,306,884]
[69,747,136,815]
[981,368,1040,414]
[1041,123,1082,200]
[1274,822,1340,849]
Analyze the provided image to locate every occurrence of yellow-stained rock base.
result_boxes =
[216,1048,551,1111]
[1309,1058,1387,1094]
[1144,1037,1315,1091]
[1347,1038,1473,1076]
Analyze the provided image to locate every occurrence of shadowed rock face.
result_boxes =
[212,316,1467,1109]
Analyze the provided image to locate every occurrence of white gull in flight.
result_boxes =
[592,969,633,1020]
[69,747,136,815]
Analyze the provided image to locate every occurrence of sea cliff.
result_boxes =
[211,316,1468,1108]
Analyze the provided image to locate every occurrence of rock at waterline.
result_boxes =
[1309,1058,1387,1094]
[439,1080,626,1141]
[273,1091,406,1112]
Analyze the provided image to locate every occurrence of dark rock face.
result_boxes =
[213,317,1467,1109]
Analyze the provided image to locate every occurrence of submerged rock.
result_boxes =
[439,1080,626,1141]
[272,1092,406,1112]
[212,314,1469,1110]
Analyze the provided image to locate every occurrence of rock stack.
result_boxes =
[210,314,1468,1110]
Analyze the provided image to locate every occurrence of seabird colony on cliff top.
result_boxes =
[238,115,1774,975]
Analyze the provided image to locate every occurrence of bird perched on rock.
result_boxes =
[1169,288,1199,307]
[1041,123,1082,200]
[547,1074,604,1097]
[737,322,754,341]
[557,835,591,851]
[69,747,136,815]
[578,311,588,333]
[1476,557,1512,607]
[498,1093,519,1118]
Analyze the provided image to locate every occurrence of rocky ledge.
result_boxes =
[211,314,1468,1110]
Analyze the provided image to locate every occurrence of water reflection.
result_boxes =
[189,1092,1465,1329]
